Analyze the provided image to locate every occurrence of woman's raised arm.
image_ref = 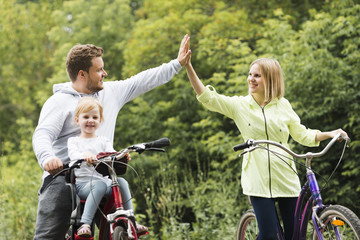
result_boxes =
[185,62,206,96]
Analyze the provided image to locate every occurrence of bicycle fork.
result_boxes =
[307,169,342,239]
[108,177,137,239]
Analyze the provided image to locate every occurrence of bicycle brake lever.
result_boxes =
[238,150,248,158]
[345,137,351,148]
[145,148,165,152]
[238,146,259,158]
[128,143,146,151]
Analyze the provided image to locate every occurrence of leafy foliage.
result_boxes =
[1,0,359,239]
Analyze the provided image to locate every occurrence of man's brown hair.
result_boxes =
[66,44,104,82]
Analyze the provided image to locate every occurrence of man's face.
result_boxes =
[84,57,108,93]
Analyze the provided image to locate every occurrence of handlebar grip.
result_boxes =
[145,137,171,149]
[233,141,251,152]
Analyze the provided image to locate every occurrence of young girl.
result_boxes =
[185,55,348,239]
[67,96,148,237]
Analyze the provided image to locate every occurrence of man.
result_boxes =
[32,34,191,239]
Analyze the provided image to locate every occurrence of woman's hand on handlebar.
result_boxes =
[316,128,349,142]
[44,157,63,175]
[332,129,349,142]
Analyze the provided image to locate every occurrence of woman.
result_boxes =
[185,52,348,239]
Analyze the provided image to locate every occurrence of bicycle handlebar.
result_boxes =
[144,137,171,149]
[233,142,251,152]
[110,137,171,160]
[233,133,350,160]
[53,137,171,178]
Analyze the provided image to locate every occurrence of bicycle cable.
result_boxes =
[88,156,141,220]
[320,139,348,191]
[255,140,348,192]
[255,145,330,186]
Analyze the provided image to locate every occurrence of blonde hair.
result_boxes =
[74,96,104,122]
[250,58,285,103]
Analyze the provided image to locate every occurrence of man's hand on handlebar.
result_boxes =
[44,157,63,175]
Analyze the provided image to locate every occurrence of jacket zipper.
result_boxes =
[261,106,272,198]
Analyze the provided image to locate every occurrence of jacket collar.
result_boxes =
[247,94,279,108]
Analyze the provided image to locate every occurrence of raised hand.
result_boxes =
[177,34,192,66]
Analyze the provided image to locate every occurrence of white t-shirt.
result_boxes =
[68,136,115,187]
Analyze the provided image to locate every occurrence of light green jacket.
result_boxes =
[197,86,320,198]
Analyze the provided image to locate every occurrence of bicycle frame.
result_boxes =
[234,133,350,240]
[97,162,138,240]
[295,137,345,240]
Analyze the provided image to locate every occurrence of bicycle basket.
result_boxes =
[95,152,128,176]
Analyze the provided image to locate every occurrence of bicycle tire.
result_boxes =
[312,205,360,240]
[236,209,258,240]
[99,222,115,240]
[64,225,75,240]
[113,226,129,240]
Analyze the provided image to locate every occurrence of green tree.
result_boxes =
[1,0,359,239]
[0,0,55,151]
[0,1,56,238]
[118,0,360,238]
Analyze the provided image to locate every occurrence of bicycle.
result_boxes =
[233,133,360,240]
[50,137,171,240]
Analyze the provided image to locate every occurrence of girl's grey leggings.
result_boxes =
[76,178,133,225]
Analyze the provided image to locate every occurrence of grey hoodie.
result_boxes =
[33,59,181,179]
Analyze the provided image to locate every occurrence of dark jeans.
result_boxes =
[250,196,298,240]
[34,175,72,240]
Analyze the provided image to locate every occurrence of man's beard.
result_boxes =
[87,79,104,93]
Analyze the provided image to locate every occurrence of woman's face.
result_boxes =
[247,63,265,97]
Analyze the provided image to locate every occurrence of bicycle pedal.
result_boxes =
[137,231,149,237]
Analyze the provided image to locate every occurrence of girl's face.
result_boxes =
[247,63,265,98]
[75,106,101,138]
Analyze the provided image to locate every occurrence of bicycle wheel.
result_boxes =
[112,226,129,240]
[312,205,360,240]
[64,225,74,240]
[237,209,258,240]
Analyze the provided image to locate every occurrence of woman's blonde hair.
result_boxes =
[250,58,285,103]
[74,96,104,122]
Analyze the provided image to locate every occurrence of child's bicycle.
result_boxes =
[233,133,360,240]
[53,137,171,240]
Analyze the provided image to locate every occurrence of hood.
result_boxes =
[53,82,80,96]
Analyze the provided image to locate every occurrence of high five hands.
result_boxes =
[177,34,192,66]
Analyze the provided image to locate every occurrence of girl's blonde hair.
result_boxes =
[250,58,285,103]
[74,96,104,122]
